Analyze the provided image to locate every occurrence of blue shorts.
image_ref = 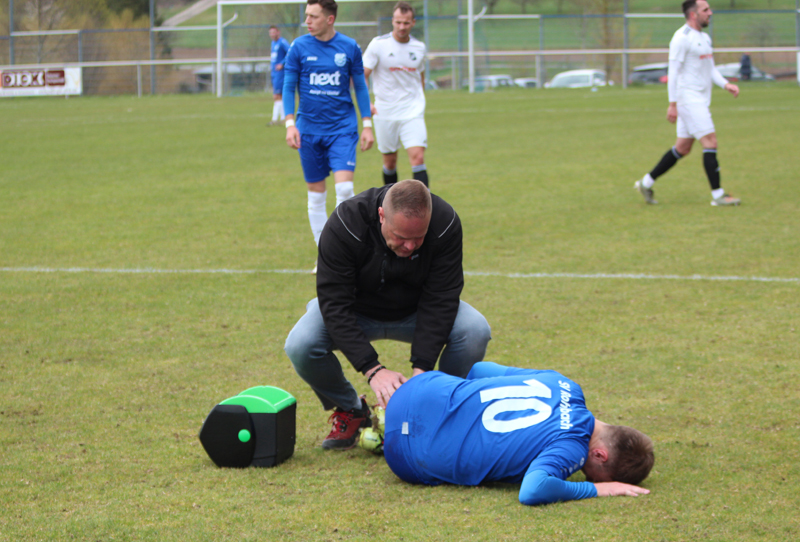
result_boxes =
[298,132,358,183]
[271,71,285,94]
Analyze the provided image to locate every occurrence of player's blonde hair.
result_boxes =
[605,425,655,485]
[383,180,431,221]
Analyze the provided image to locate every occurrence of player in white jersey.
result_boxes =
[634,0,741,207]
[363,2,430,187]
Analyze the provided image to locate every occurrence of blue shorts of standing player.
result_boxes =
[297,132,358,183]
[383,362,655,506]
[271,71,285,97]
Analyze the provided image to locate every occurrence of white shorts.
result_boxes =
[374,116,428,155]
[676,102,715,140]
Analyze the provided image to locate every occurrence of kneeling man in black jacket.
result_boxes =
[285,179,492,450]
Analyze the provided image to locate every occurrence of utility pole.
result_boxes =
[150,0,156,94]
[9,0,15,64]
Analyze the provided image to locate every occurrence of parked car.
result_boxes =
[716,62,774,82]
[545,69,611,88]
[513,77,539,88]
[629,62,669,85]
[463,74,514,91]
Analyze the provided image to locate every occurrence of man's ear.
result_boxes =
[590,447,609,464]
[378,207,385,224]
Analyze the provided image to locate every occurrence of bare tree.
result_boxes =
[510,0,542,14]
[485,0,502,14]
[579,0,624,81]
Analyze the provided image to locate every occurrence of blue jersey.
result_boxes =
[282,32,366,136]
[384,363,598,504]
[270,36,290,69]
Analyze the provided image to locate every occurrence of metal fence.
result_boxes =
[2,4,799,97]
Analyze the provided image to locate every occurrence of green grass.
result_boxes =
[1,84,800,541]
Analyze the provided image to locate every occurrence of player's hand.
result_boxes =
[725,83,739,98]
[410,367,425,378]
[286,125,301,149]
[367,366,407,408]
[370,103,377,116]
[666,103,678,124]
[275,64,283,71]
[594,482,650,498]
[360,127,374,152]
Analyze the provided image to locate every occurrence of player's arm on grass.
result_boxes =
[282,43,301,148]
[520,444,649,506]
[519,470,597,506]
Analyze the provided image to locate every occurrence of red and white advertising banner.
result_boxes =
[0,67,82,97]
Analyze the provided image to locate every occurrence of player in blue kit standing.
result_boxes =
[383,362,654,506]
[282,0,374,262]
[268,26,290,126]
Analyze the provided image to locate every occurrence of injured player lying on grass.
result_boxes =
[359,361,654,506]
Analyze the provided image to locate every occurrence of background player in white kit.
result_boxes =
[635,0,740,207]
[363,2,430,187]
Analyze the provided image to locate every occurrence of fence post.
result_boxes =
[9,0,14,64]
[623,0,629,89]
[78,30,83,63]
[137,64,142,98]
[538,17,544,89]
[457,0,463,89]
[424,0,431,81]
[467,0,475,93]
[150,0,156,95]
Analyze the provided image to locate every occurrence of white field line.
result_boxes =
[1,266,798,283]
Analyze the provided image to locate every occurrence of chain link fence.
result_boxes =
[2,4,798,96]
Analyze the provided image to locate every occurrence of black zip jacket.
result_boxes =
[316,186,463,375]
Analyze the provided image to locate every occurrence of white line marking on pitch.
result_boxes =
[1,267,798,283]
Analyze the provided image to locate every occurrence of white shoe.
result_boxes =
[711,193,741,206]
[634,179,657,204]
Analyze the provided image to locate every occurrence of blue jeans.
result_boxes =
[284,298,492,412]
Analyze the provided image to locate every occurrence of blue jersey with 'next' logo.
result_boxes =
[283,32,365,135]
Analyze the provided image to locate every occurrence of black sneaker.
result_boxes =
[321,395,372,450]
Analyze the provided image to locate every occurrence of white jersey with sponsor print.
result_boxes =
[669,24,717,105]
[363,33,426,120]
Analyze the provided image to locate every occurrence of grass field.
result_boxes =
[1,83,799,541]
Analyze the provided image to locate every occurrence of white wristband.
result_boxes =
[285,119,295,128]
[362,118,373,129]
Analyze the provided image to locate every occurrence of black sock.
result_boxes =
[412,167,429,187]
[649,147,683,180]
[703,149,721,190]
[383,167,398,185]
